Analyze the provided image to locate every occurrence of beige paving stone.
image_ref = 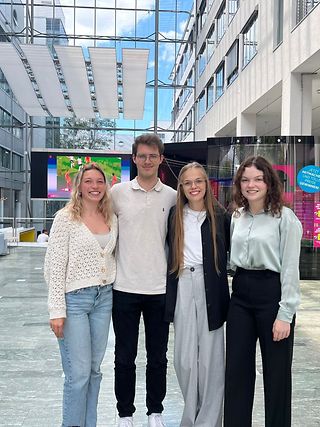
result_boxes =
[0,247,319,427]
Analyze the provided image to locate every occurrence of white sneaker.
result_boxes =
[148,413,166,427]
[118,416,134,427]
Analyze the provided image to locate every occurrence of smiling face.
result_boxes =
[79,168,107,204]
[181,167,207,211]
[240,165,267,210]
[133,143,163,182]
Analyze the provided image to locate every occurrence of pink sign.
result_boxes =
[314,202,320,248]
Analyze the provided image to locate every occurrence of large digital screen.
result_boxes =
[47,155,130,199]
[31,151,131,199]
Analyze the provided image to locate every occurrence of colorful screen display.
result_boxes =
[47,155,130,199]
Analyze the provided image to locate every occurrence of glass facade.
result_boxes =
[162,136,320,279]
[1,0,194,152]
[207,137,320,279]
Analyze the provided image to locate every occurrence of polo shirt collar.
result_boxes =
[131,177,163,192]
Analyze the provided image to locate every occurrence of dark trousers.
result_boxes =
[224,269,295,427]
[112,290,169,417]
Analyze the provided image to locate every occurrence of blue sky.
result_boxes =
[57,0,194,130]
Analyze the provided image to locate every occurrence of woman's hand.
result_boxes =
[272,319,290,341]
[50,318,65,338]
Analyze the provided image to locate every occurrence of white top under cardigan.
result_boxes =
[183,205,206,267]
[44,208,118,319]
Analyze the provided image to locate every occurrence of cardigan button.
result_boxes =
[100,252,104,257]
[102,280,107,284]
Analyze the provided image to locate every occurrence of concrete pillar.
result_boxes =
[236,112,256,136]
[281,72,313,135]
[301,74,313,135]
[0,199,4,228]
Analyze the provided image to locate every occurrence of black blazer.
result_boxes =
[164,204,231,331]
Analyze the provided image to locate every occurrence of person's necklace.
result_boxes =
[186,205,206,222]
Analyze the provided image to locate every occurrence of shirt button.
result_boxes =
[190,267,195,272]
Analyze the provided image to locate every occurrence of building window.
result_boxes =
[226,40,238,85]
[228,0,239,23]
[242,12,258,67]
[197,91,206,122]
[217,2,227,44]
[0,107,11,130]
[215,62,225,100]
[12,153,23,171]
[12,117,23,140]
[186,70,194,101]
[207,78,214,110]
[207,24,215,60]
[187,69,194,88]
[187,109,193,132]
[275,0,284,46]
[188,29,194,58]
[197,44,206,78]
[0,70,11,95]
[296,0,319,23]
[0,147,11,169]
[180,52,186,79]
[197,0,207,33]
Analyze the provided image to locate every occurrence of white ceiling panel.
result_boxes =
[0,42,47,116]
[122,48,149,120]
[89,47,119,119]
[21,44,72,117]
[54,45,95,118]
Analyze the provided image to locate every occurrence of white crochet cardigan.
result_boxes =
[44,208,117,319]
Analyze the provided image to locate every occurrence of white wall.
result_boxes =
[191,1,320,139]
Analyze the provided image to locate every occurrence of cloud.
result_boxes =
[179,19,187,34]
[158,29,184,64]
[61,0,154,39]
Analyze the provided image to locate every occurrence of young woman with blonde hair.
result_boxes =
[165,162,230,427]
[45,162,117,427]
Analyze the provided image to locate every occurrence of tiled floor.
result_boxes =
[0,246,319,427]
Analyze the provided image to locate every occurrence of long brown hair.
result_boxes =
[233,156,284,216]
[63,162,113,226]
[171,162,219,276]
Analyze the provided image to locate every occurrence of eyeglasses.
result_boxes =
[182,179,206,188]
[135,154,160,162]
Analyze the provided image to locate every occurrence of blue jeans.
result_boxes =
[58,284,113,427]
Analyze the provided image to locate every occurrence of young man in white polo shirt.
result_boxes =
[111,134,176,427]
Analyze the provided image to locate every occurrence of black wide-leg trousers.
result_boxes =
[224,268,295,427]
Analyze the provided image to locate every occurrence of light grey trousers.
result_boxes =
[173,265,224,427]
